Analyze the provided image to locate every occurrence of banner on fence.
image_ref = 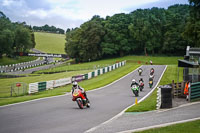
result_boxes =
[72,75,84,82]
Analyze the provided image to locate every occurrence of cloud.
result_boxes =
[0,0,189,29]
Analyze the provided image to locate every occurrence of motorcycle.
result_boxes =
[72,89,90,109]
[149,78,153,88]
[138,69,143,76]
[139,81,144,91]
[150,68,154,75]
[131,85,139,97]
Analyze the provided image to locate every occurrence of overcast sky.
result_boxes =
[0,0,189,30]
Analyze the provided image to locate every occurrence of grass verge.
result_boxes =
[135,119,200,133]
[126,65,183,112]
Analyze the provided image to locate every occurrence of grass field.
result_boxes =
[0,55,182,106]
[34,32,66,54]
[0,56,37,66]
[135,119,200,133]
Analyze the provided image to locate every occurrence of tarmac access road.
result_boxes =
[0,65,166,133]
[90,102,200,133]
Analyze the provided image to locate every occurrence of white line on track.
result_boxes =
[85,65,167,133]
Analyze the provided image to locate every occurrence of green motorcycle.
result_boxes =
[131,85,139,97]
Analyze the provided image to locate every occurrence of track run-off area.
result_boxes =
[0,65,167,133]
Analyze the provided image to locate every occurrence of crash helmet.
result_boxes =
[132,79,136,83]
[73,81,78,87]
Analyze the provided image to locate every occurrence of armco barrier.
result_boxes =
[190,82,200,101]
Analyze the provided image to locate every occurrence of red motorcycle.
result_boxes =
[139,81,144,91]
[72,89,90,109]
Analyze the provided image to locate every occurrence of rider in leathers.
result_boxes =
[71,81,89,102]
[131,79,139,87]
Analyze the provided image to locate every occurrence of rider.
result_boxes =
[71,81,88,102]
[138,68,143,74]
[139,78,144,83]
[131,79,139,87]
[150,68,154,75]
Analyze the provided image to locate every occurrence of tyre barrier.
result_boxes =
[156,87,161,109]
[160,85,172,108]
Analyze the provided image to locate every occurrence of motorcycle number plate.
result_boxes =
[73,89,79,96]
[73,92,78,96]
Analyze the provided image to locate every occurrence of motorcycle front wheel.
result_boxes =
[76,99,83,109]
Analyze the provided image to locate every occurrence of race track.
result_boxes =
[0,65,166,133]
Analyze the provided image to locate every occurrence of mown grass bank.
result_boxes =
[135,119,200,133]
[34,32,66,54]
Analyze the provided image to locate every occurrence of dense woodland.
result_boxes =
[33,25,65,34]
[65,1,200,62]
[0,11,35,58]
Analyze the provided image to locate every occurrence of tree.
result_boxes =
[101,13,131,57]
[0,29,14,57]
[129,9,151,55]
[14,25,34,52]
[163,4,190,55]
[183,0,200,47]
[65,15,105,62]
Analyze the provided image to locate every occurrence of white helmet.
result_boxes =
[73,81,78,87]
[132,79,136,82]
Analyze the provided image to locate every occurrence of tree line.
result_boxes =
[33,24,65,34]
[0,11,35,58]
[65,2,200,62]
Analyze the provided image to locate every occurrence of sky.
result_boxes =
[0,0,189,30]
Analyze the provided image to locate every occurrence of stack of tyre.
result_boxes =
[160,85,172,108]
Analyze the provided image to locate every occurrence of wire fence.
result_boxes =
[0,82,27,98]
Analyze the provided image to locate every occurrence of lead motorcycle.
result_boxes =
[131,85,139,97]
[72,89,90,109]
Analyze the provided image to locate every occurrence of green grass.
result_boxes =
[0,55,182,106]
[0,56,37,66]
[35,56,182,74]
[126,65,183,112]
[0,70,91,98]
[34,32,66,54]
[135,119,200,133]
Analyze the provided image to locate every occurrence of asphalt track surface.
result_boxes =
[0,65,166,133]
